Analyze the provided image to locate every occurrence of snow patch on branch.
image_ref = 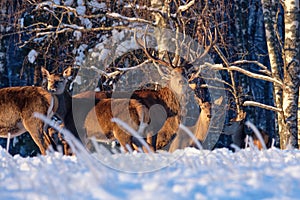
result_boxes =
[64,0,73,6]
[76,0,86,16]
[80,17,92,28]
[53,0,60,4]
[243,101,282,112]
[74,44,88,66]
[28,50,38,64]
[73,30,82,41]
[76,6,86,16]
[107,13,153,24]
[88,0,107,12]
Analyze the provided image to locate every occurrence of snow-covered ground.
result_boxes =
[0,145,300,200]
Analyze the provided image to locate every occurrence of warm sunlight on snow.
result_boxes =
[0,146,300,200]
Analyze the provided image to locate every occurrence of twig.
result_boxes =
[243,101,282,112]
[107,13,153,25]
[231,60,272,76]
[205,63,283,86]
[177,0,196,13]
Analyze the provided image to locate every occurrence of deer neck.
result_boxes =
[54,90,72,120]
[158,87,181,115]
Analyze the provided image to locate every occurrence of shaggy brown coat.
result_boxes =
[0,86,56,155]
[84,98,151,152]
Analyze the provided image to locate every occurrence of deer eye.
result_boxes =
[179,80,187,85]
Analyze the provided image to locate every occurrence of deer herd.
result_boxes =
[0,65,269,156]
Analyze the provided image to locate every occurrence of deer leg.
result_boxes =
[22,118,49,155]
[131,136,154,153]
[146,133,157,152]
[156,117,179,149]
[113,130,134,152]
[57,130,73,155]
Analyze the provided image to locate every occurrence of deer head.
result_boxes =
[41,67,73,94]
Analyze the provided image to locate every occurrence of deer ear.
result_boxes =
[214,96,223,106]
[194,95,203,106]
[189,83,197,90]
[63,66,73,79]
[41,67,50,77]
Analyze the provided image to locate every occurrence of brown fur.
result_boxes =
[73,90,109,100]
[168,97,214,152]
[107,87,182,150]
[250,129,269,150]
[0,86,56,155]
[84,98,152,152]
[40,66,74,155]
[76,68,185,151]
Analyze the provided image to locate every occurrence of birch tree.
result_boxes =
[261,0,300,149]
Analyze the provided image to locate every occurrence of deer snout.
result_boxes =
[48,88,57,93]
[47,85,57,93]
[47,81,66,94]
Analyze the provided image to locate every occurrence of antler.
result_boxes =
[134,27,174,69]
[191,27,218,64]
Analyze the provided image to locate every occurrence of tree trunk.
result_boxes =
[261,0,286,148]
[0,1,9,87]
[282,1,300,148]
[0,37,8,87]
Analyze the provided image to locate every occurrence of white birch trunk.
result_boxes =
[282,0,300,148]
[261,0,286,148]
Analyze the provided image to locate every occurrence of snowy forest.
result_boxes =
[2,1,300,199]
[0,0,300,156]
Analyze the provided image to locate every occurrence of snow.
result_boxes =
[64,0,73,6]
[88,0,107,13]
[1,145,300,200]
[80,17,92,28]
[74,44,88,66]
[77,6,86,16]
[53,0,60,5]
[73,30,82,41]
[27,50,38,64]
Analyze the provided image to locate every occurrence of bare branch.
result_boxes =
[231,60,272,76]
[87,66,123,79]
[124,4,164,16]
[243,101,282,112]
[205,63,283,86]
[116,60,152,71]
[177,0,196,13]
[191,27,217,64]
[106,13,153,25]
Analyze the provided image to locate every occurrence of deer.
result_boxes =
[40,66,90,155]
[0,66,73,155]
[168,95,223,152]
[83,98,153,152]
[65,28,211,152]
[37,73,186,154]
[245,128,270,150]
[71,67,186,152]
